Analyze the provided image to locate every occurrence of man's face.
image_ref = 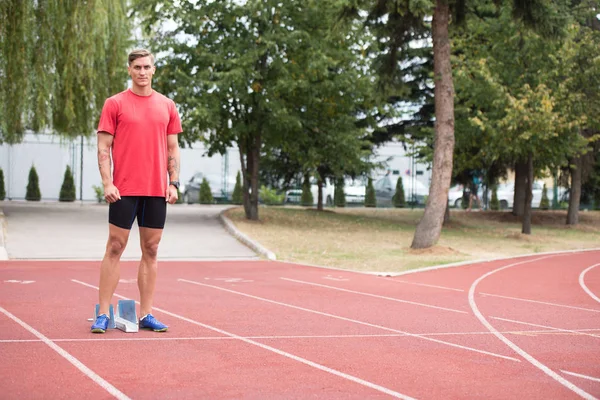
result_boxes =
[128,56,155,87]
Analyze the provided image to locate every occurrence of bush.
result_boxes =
[232,171,243,205]
[0,168,5,200]
[539,184,550,210]
[26,165,41,201]
[59,165,76,202]
[199,177,214,204]
[300,176,313,206]
[365,178,376,207]
[334,178,346,207]
[92,185,105,203]
[490,186,500,211]
[259,185,284,205]
[392,176,405,208]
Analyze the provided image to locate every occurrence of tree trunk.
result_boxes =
[317,181,324,211]
[247,133,261,220]
[443,199,450,225]
[513,161,527,217]
[567,156,582,225]
[239,143,251,217]
[411,0,454,249]
[316,167,325,211]
[521,154,533,234]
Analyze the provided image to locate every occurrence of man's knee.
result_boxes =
[107,236,127,258]
[141,241,160,258]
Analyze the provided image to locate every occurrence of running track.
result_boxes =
[1,250,599,399]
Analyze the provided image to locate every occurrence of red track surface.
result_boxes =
[1,250,599,399]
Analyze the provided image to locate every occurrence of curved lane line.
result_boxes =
[579,264,600,304]
[468,255,598,400]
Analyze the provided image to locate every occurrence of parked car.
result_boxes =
[183,172,236,204]
[374,175,429,207]
[449,181,568,209]
[284,178,366,206]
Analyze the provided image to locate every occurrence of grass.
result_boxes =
[224,206,600,273]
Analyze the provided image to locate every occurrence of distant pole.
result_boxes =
[80,136,84,201]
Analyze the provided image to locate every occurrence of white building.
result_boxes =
[0,134,430,202]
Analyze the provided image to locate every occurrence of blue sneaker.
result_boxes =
[139,314,168,332]
[91,314,110,333]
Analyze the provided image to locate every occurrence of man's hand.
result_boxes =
[104,183,121,203]
[166,185,178,204]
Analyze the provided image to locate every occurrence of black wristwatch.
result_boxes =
[169,181,180,190]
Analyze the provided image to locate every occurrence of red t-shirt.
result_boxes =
[97,89,182,197]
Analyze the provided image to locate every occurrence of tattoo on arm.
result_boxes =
[98,148,111,170]
[168,155,179,178]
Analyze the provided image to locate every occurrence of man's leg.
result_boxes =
[98,224,130,315]
[138,226,164,317]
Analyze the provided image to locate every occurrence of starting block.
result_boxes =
[94,304,116,329]
[115,299,139,333]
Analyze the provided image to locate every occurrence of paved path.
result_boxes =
[0,201,257,261]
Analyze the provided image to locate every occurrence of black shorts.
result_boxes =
[109,196,167,230]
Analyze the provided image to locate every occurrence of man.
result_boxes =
[91,49,182,333]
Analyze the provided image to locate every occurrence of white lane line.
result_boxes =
[480,292,600,313]
[179,278,520,362]
[0,305,130,400]
[468,255,598,400]
[280,278,467,314]
[561,370,600,383]
[5,328,600,344]
[388,280,464,292]
[579,264,600,304]
[490,317,600,339]
[71,280,414,400]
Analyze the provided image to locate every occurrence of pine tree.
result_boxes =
[365,178,376,208]
[490,186,500,211]
[539,184,550,210]
[199,178,213,204]
[59,165,76,202]
[334,178,346,207]
[392,176,405,208]
[0,168,5,200]
[25,165,41,201]
[232,172,243,205]
[300,176,313,207]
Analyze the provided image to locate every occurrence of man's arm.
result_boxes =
[166,134,181,204]
[167,134,180,182]
[97,132,120,203]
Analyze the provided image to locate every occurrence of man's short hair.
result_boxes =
[128,49,155,66]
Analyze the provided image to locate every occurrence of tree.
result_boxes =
[365,178,376,207]
[348,0,571,247]
[199,178,213,204]
[393,176,406,208]
[59,165,76,202]
[135,0,377,220]
[539,184,550,210]
[0,168,5,200]
[334,178,346,207]
[300,175,314,207]
[451,3,597,232]
[232,172,243,205]
[490,186,500,211]
[26,165,41,201]
[0,0,131,144]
